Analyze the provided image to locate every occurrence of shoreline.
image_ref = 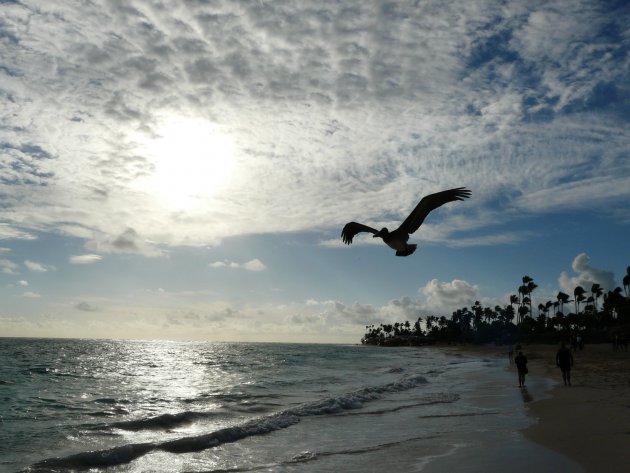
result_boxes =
[521,343,630,473]
[447,342,630,473]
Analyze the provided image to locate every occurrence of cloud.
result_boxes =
[22,291,41,298]
[242,259,267,272]
[209,258,267,271]
[330,301,380,325]
[166,310,201,326]
[69,254,103,264]
[17,280,28,286]
[0,0,627,253]
[208,261,229,269]
[420,279,481,312]
[0,259,19,275]
[0,225,37,241]
[24,260,54,272]
[559,253,617,293]
[85,228,162,257]
[75,301,100,312]
[166,307,239,327]
[205,308,239,323]
[296,296,436,329]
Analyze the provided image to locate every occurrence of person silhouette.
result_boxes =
[556,342,574,386]
[514,350,528,387]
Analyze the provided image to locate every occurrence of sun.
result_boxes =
[137,116,236,209]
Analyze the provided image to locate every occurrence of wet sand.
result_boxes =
[454,343,630,473]
[519,343,630,473]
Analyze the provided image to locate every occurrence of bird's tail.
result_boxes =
[396,244,417,257]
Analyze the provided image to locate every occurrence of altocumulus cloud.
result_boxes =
[0,0,628,253]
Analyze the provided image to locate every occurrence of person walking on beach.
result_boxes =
[514,350,528,387]
[556,342,574,386]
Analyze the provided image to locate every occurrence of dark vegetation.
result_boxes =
[361,267,630,346]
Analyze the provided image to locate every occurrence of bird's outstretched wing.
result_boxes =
[397,187,471,235]
[341,222,379,245]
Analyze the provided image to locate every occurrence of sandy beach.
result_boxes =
[456,342,630,473]
[519,343,630,473]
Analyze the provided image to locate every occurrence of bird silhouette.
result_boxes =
[341,187,471,256]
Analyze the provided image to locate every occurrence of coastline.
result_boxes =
[447,342,630,473]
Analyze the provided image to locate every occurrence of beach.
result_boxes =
[521,343,630,473]
[455,342,630,473]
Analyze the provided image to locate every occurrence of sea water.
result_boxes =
[0,339,582,473]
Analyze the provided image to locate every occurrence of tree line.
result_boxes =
[361,266,630,346]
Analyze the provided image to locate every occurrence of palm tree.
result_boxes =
[517,285,529,324]
[574,286,586,315]
[525,276,538,322]
[518,305,529,325]
[590,283,603,311]
[509,294,518,323]
[545,300,554,317]
[623,266,630,297]
[483,306,496,323]
[557,291,570,314]
[503,304,516,325]
[413,317,423,336]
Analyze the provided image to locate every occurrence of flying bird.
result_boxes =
[341,187,471,256]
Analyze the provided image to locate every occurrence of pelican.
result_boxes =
[341,187,471,256]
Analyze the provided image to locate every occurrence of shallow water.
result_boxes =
[0,339,580,472]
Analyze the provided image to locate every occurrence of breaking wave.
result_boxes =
[26,374,427,471]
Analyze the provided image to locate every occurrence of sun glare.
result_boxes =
[138,117,236,209]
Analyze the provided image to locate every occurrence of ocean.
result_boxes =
[0,338,582,473]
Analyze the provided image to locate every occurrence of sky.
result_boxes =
[1,0,629,343]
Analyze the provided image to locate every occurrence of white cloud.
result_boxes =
[0,259,19,275]
[0,0,626,253]
[209,261,228,268]
[24,260,54,272]
[69,254,103,264]
[420,279,481,312]
[0,225,37,241]
[559,253,617,293]
[209,259,267,271]
[22,291,41,298]
[17,280,29,286]
[242,259,267,272]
